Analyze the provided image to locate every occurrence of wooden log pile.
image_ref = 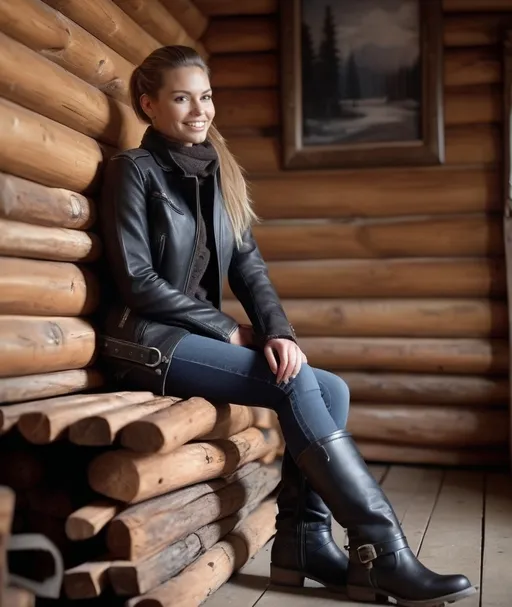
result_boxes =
[0,392,283,604]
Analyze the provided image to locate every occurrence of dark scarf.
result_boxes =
[164,137,219,179]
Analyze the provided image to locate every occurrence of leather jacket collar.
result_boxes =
[140,126,184,172]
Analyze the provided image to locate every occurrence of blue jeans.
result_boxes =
[165,334,350,459]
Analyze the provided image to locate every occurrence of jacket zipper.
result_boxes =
[158,233,166,267]
[183,177,200,294]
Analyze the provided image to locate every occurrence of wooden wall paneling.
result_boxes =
[300,336,508,375]
[159,0,209,40]
[0,0,134,104]
[251,214,503,260]
[210,53,277,87]
[444,47,501,86]
[0,257,99,317]
[222,298,508,338]
[251,258,505,299]
[214,88,279,128]
[228,125,501,173]
[341,372,508,406]
[0,173,95,230]
[444,0,512,12]
[0,316,97,378]
[445,124,500,164]
[358,442,508,466]
[42,0,161,65]
[214,85,500,129]
[247,167,499,219]
[194,0,278,16]
[502,29,512,466]
[204,13,512,55]
[210,48,500,89]
[203,17,277,53]
[110,0,206,56]
[444,13,512,47]
[348,405,509,448]
[0,32,145,150]
[0,98,108,194]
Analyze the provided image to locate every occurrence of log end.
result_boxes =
[106,519,134,561]
[87,451,140,503]
[68,416,113,446]
[65,515,95,541]
[17,412,51,444]
[119,419,166,453]
[108,563,139,596]
[63,572,101,600]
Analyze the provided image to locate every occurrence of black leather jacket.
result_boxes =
[98,128,296,394]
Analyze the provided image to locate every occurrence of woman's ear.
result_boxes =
[139,93,155,121]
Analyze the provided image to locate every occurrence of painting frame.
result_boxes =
[280,0,444,170]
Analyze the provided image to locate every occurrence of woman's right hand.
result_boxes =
[229,325,255,347]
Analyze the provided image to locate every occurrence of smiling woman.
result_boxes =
[97,44,476,607]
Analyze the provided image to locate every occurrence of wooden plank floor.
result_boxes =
[205,465,512,607]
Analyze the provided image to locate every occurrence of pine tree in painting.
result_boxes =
[317,4,341,118]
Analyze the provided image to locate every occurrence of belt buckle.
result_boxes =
[357,544,377,565]
[144,346,162,368]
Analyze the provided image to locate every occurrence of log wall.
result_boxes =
[197,0,512,466]
[0,0,509,469]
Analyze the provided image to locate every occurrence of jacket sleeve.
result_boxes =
[100,154,239,342]
[228,227,296,342]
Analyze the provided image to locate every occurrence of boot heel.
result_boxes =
[270,564,305,588]
[347,585,379,603]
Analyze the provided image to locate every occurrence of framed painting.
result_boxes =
[280,0,444,169]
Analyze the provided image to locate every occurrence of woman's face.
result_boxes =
[141,66,215,146]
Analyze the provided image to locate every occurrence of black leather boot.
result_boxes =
[270,449,348,591]
[296,430,477,607]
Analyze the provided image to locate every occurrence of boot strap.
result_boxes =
[348,536,408,566]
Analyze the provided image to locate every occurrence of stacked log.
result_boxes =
[0,392,282,603]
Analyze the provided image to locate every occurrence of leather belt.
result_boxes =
[100,336,164,368]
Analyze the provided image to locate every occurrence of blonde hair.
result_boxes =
[129,45,257,245]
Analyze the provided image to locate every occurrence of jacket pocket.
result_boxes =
[151,191,185,215]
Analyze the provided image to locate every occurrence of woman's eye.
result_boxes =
[202,95,212,101]
[174,96,187,103]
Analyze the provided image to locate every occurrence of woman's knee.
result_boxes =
[314,370,351,427]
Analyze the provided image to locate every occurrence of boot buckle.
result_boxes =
[356,544,378,566]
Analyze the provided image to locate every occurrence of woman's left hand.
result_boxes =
[264,338,306,384]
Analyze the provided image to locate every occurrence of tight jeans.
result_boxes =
[165,333,350,459]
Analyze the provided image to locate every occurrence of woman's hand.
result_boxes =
[229,324,255,347]
[264,338,307,384]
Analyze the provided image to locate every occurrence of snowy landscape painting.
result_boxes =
[302,0,421,146]
[280,0,443,169]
